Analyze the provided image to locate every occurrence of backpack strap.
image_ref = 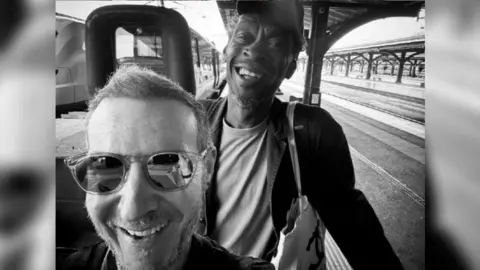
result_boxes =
[286,102,302,197]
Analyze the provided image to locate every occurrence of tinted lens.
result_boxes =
[73,155,124,193]
[147,153,195,189]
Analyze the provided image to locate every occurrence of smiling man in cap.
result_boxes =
[198,0,405,269]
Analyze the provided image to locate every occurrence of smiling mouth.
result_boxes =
[235,67,263,81]
[119,223,168,241]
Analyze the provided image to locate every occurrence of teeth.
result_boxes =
[125,224,165,238]
[239,68,261,78]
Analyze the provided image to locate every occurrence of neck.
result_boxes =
[168,236,192,270]
[225,94,273,129]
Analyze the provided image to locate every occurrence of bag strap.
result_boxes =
[286,102,303,199]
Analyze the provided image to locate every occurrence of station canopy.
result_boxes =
[57,0,424,57]
[216,0,424,58]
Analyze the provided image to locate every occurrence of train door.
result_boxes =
[84,5,196,97]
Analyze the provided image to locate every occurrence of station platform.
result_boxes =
[321,74,425,100]
[281,79,425,139]
[357,73,424,87]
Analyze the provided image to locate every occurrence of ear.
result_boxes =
[222,46,227,58]
[285,59,297,79]
[204,145,217,177]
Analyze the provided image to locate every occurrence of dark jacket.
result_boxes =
[197,97,404,270]
[58,233,274,270]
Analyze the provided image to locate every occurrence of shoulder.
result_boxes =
[57,242,108,270]
[191,234,274,270]
[294,102,343,133]
[198,98,224,112]
[235,257,275,270]
[197,98,216,109]
[286,102,346,147]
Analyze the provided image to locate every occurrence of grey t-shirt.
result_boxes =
[210,117,273,257]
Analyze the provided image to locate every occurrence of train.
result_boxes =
[56,12,224,117]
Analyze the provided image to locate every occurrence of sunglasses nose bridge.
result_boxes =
[124,161,149,184]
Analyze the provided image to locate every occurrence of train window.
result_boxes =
[115,26,163,60]
[115,26,165,74]
[115,27,134,59]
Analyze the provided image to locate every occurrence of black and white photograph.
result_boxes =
[0,0,479,270]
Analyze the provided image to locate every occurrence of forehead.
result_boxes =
[235,14,288,35]
[87,97,198,155]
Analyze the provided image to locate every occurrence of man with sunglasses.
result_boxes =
[199,0,404,269]
[60,65,274,270]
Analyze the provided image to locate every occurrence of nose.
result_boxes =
[118,163,158,223]
[242,40,268,63]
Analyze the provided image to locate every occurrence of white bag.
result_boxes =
[271,102,327,270]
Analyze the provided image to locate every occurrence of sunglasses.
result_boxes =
[64,150,208,195]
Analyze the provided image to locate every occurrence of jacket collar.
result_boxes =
[267,98,288,142]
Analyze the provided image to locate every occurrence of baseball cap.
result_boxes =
[236,0,305,52]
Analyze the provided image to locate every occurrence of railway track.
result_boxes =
[321,91,425,126]
[285,77,425,125]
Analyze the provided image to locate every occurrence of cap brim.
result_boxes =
[236,0,269,15]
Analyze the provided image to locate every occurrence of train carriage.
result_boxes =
[55,12,223,117]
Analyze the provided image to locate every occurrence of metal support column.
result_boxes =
[396,52,406,83]
[330,59,335,75]
[217,52,221,84]
[361,60,364,73]
[412,60,417,77]
[194,38,201,68]
[303,3,329,106]
[345,54,351,77]
[211,49,217,86]
[366,52,373,80]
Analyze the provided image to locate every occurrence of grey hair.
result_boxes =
[86,65,210,152]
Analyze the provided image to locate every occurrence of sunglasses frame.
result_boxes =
[64,149,208,195]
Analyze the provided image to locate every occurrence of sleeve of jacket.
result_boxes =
[304,108,404,270]
[237,257,276,270]
[57,243,108,270]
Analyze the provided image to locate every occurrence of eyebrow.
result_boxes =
[265,28,283,38]
[238,14,259,23]
[234,23,285,38]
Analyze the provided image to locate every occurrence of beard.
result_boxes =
[230,87,275,110]
[228,70,279,110]
[90,202,202,270]
[115,212,199,270]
